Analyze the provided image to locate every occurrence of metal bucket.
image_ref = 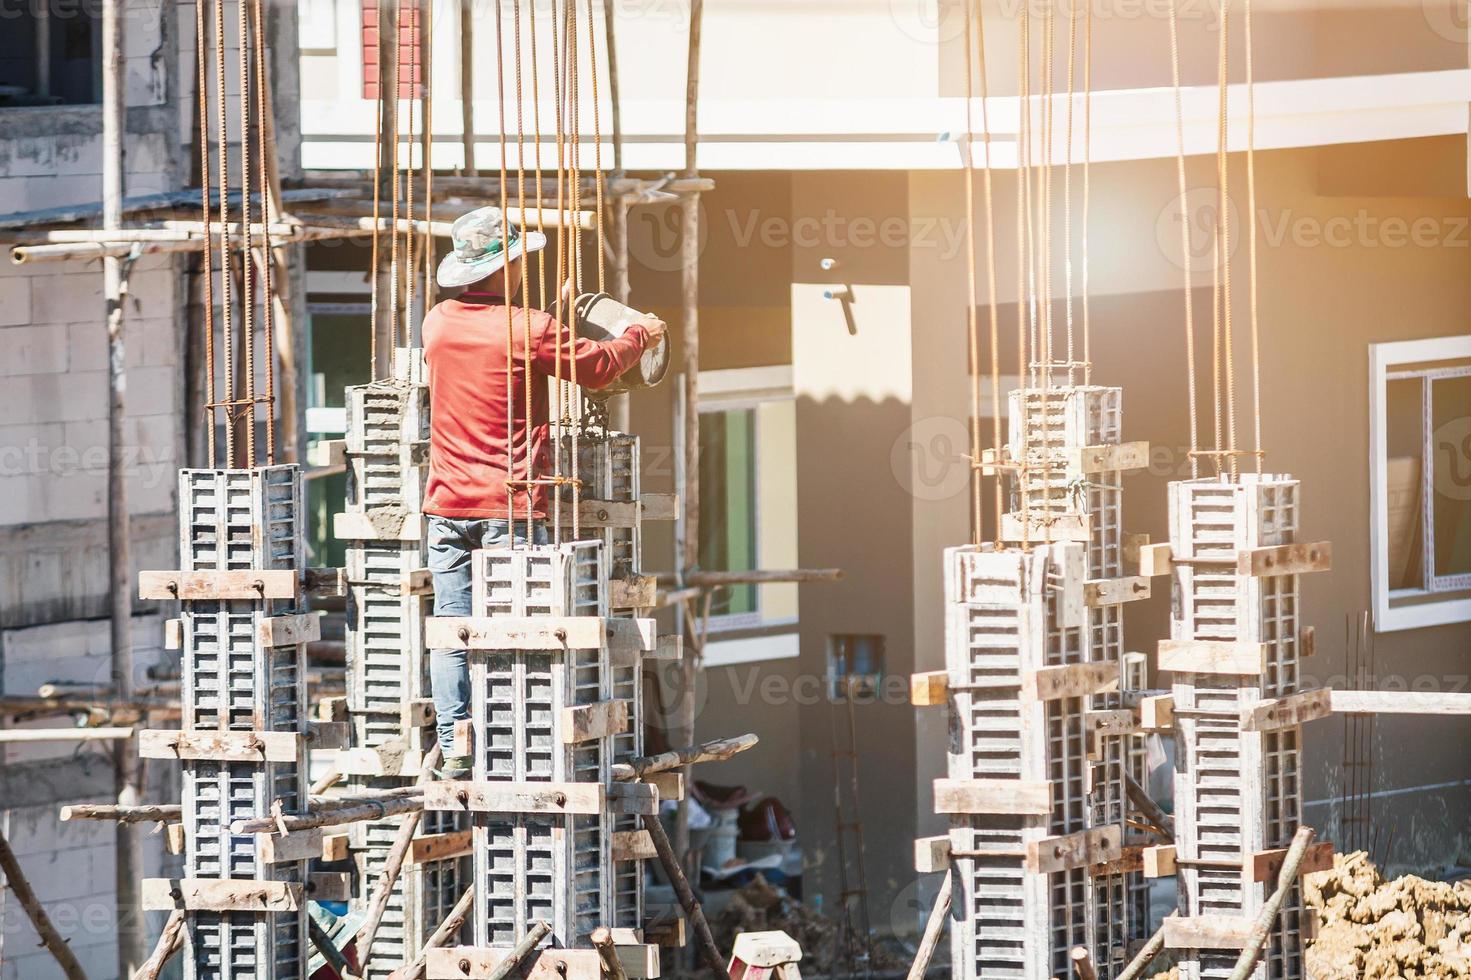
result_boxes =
[573,291,670,398]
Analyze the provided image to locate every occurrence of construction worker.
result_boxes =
[423,206,666,778]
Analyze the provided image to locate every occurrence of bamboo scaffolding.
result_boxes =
[389,887,475,980]
[132,909,185,980]
[610,734,758,781]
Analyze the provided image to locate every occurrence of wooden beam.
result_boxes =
[60,803,181,823]
[1242,689,1333,731]
[1246,841,1334,883]
[933,778,1051,816]
[258,828,325,864]
[1023,661,1119,701]
[1140,694,1176,731]
[613,829,658,862]
[132,908,185,980]
[909,670,949,707]
[914,835,950,873]
[1026,826,1122,874]
[426,948,610,980]
[1000,512,1090,543]
[1085,708,1139,740]
[1160,914,1254,950]
[138,569,297,600]
[610,575,658,609]
[424,781,605,815]
[1085,576,1151,606]
[1330,689,1471,714]
[137,729,300,763]
[333,510,424,542]
[141,877,303,912]
[322,833,351,862]
[563,700,630,743]
[309,872,352,902]
[1236,541,1332,577]
[426,616,656,654]
[1134,542,1174,577]
[257,613,321,648]
[1068,441,1149,473]
[1143,844,1177,878]
[396,888,476,980]
[1158,639,1266,675]
[610,733,758,781]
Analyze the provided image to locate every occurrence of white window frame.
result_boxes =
[1369,335,1471,631]
[695,366,797,635]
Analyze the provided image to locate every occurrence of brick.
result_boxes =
[25,372,108,424]
[136,317,180,366]
[0,325,68,376]
[41,468,106,522]
[51,133,103,176]
[32,273,103,327]
[0,473,43,525]
[123,366,178,417]
[20,174,105,213]
[0,135,57,177]
[67,321,107,373]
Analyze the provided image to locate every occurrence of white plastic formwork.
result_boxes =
[1005,386,1145,970]
[175,466,310,980]
[557,427,645,930]
[1167,475,1306,980]
[341,348,471,979]
[465,541,618,947]
[943,542,1095,980]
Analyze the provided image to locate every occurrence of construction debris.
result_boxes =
[1301,852,1471,979]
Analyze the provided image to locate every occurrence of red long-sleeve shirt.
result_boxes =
[422,292,649,520]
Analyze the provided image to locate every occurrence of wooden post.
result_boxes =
[904,869,951,980]
[484,920,552,980]
[610,734,758,781]
[641,810,727,979]
[1115,922,1167,980]
[102,0,144,971]
[592,927,631,980]
[0,828,89,980]
[231,793,426,835]
[131,908,185,980]
[389,887,475,980]
[1226,826,1317,980]
[1124,771,1175,841]
[459,0,474,176]
[310,913,363,980]
[1069,946,1098,980]
[60,804,182,824]
[353,744,440,968]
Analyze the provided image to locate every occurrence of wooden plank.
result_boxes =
[258,612,321,647]
[165,823,185,856]
[426,616,656,654]
[333,510,424,541]
[1054,543,1086,629]
[322,833,350,862]
[1242,689,1333,731]
[141,878,303,912]
[424,947,623,980]
[1085,576,1151,607]
[309,872,351,902]
[1158,639,1266,675]
[1143,844,1178,878]
[909,670,949,707]
[424,781,605,815]
[647,771,684,802]
[612,829,658,862]
[644,917,687,948]
[1237,541,1332,577]
[402,568,434,596]
[999,511,1091,543]
[1140,694,1175,731]
[1135,542,1174,577]
[163,618,182,650]
[1092,844,1145,875]
[257,828,324,865]
[610,575,658,609]
[303,566,347,597]
[607,782,661,816]
[451,720,473,758]
[409,830,474,865]
[563,700,630,743]
[648,634,683,661]
[307,721,350,750]
[139,569,297,600]
[137,730,300,763]
[641,492,679,521]
[1247,842,1335,883]
[318,697,348,722]
[1302,624,1317,658]
[1161,915,1254,950]
[1068,441,1149,473]
[1330,689,1471,714]
[914,835,950,873]
[403,698,436,729]
[1085,708,1138,739]
[933,778,1051,816]
[556,500,640,529]
[1026,826,1122,874]
[1023,661,1119,702]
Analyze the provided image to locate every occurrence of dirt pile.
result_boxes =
[1304,851,1471,979]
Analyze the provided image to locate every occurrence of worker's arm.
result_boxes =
[533,312,659,390]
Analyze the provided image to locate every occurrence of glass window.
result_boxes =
[698,407,758,619]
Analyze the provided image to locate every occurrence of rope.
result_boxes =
[195,0,217,466]
[1167,0,1200,477]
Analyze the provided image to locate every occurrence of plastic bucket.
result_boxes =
[573,291,670,398]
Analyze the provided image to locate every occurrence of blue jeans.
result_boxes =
[428,515,547,757]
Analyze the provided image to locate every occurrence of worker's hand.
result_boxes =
[639,316,668,349]
[558,277,575,313]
